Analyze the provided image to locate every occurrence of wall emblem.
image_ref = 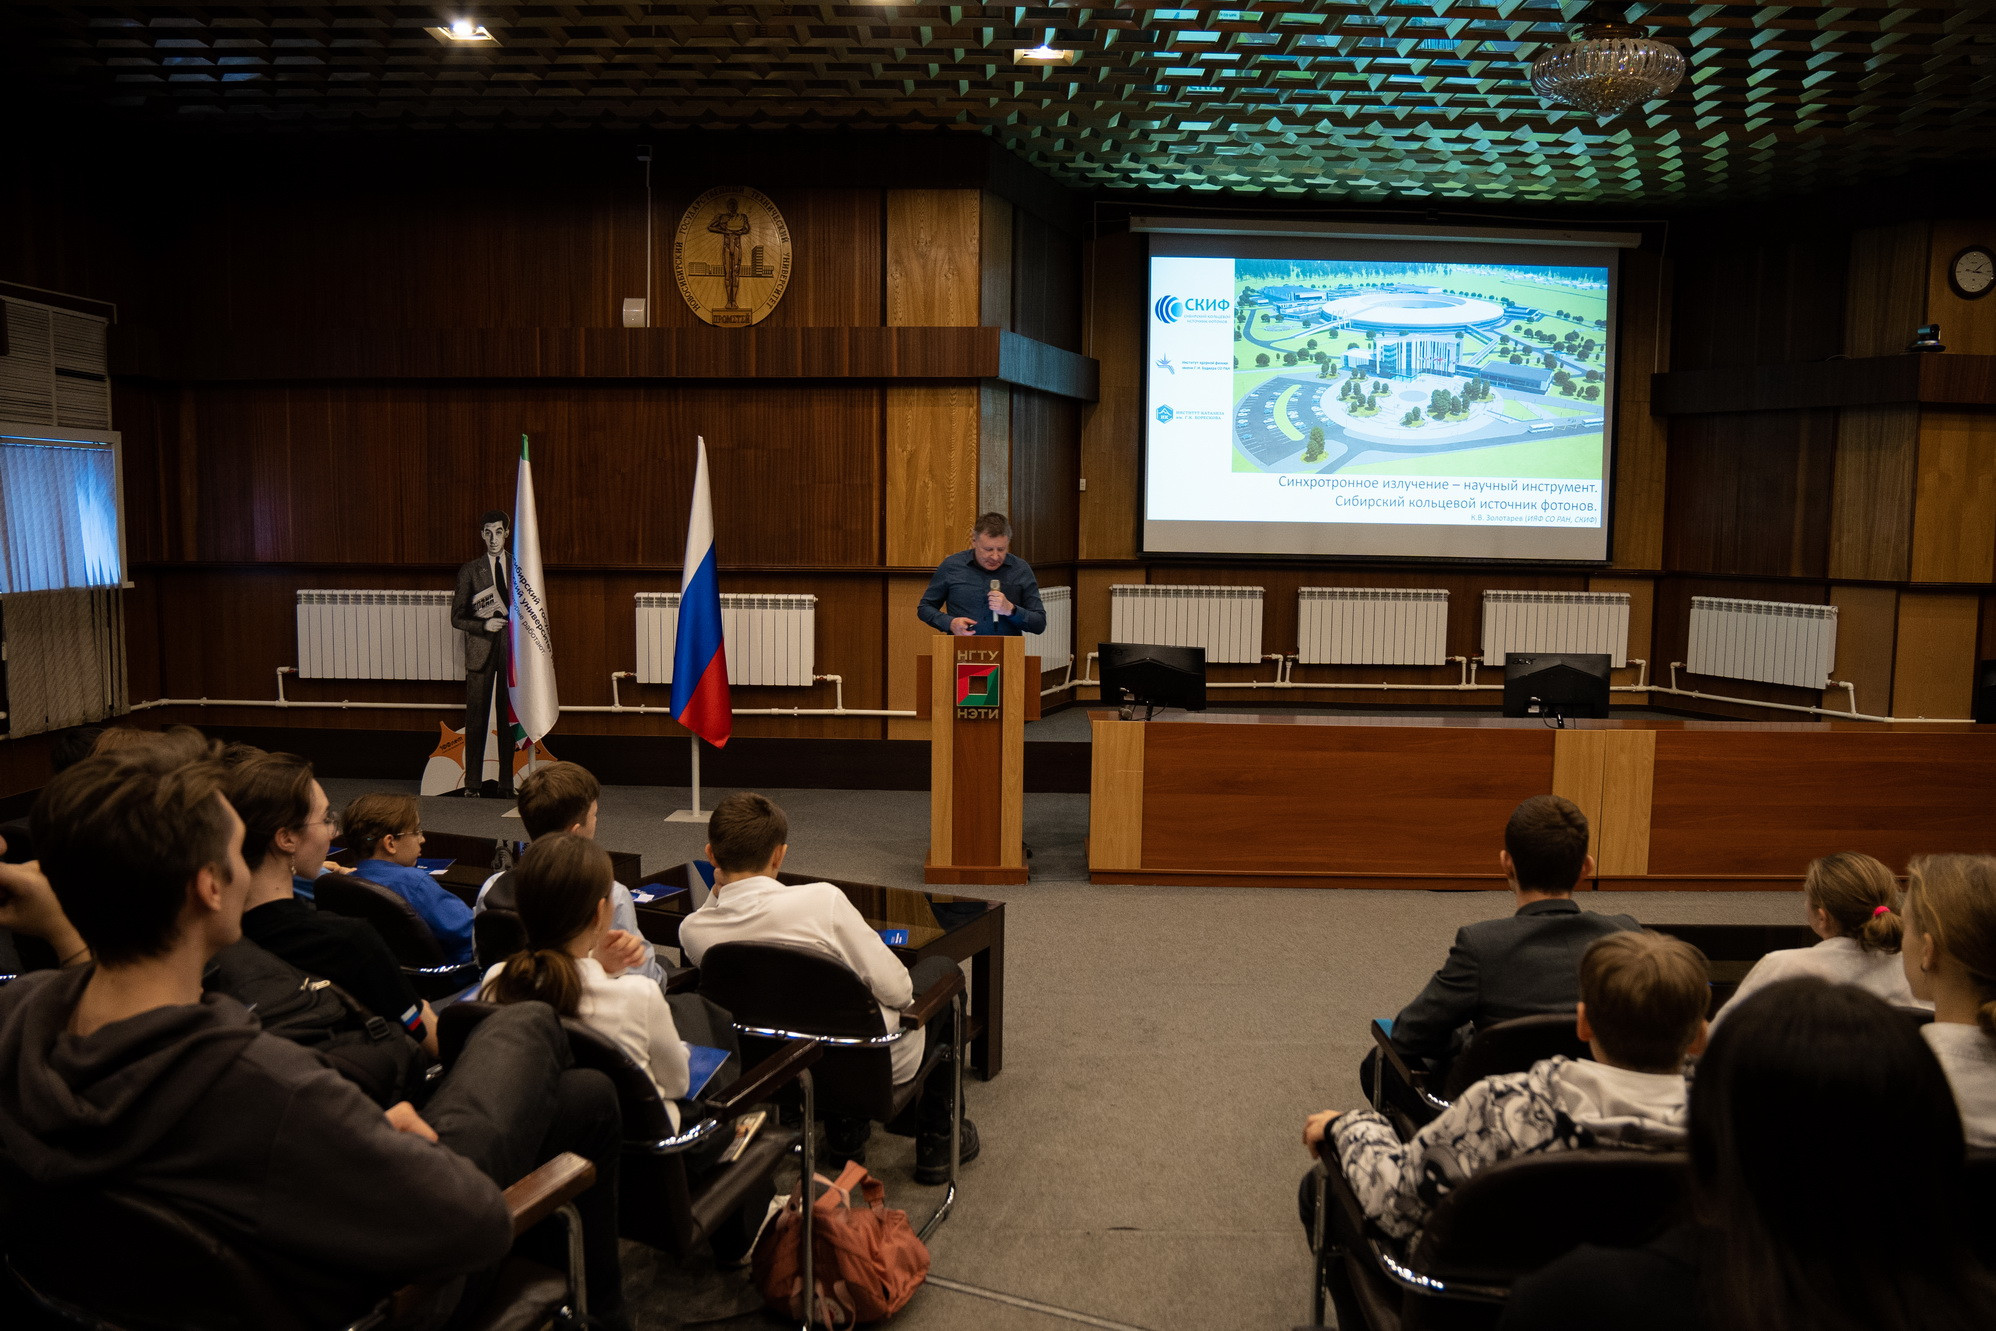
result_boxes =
[673,186,793,328]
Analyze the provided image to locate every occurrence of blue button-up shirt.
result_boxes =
[352,857,476,966]
[916,550,1046,637]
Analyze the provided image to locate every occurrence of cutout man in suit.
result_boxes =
[451,509,513,798]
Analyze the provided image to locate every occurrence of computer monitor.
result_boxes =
[1503,652,1612,721]
[1098,642,1207,716]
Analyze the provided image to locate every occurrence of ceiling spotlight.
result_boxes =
[1015,44,1080,65]
[428,19,497,44]
[1530,23,1684,121]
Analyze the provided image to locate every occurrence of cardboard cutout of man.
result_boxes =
[450,509,513,798]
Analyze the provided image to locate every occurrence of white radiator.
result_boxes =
[635,593,816,686]
[1687,596,1837,690]
[295,590,465,681]
[1109,584,1264,664]
[1298,588,1449,666]
[1023,585,1073,672]
[1481,590,1630,668]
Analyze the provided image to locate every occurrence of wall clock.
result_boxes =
[1948,245,1995,300]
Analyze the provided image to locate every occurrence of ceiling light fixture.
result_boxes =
[1015,44,1080,65]
[428,19,497,44]
[1530,22,1684,121]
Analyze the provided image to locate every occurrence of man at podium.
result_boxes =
[916,512,1046,638]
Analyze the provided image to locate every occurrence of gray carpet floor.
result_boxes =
[322,777,1801,1331]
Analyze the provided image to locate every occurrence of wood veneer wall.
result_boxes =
[0,134,1089,777]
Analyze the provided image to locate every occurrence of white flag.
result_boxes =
[507,433,559,743]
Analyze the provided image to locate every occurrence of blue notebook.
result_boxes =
[686,1043,730,1099]
[878,928,910,946]
[417,857,456,877]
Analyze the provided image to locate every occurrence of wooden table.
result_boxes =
[1089,712,1996,891]
[631,869,1007,1079]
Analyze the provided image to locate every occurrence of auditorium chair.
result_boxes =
[1305,1149,1691,1331]
[695,940,967,1239]
[472,903,698,992]
[1368,1013,1592,1137]
[314,871,483,1002]
[1968,1150,1996,1272]
[438,1001,823,1261]
[3,1152,599,1331]
[1649,923,1817,1012]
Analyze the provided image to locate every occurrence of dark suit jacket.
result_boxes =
[451,554,509,674]
[1388,897,1641,1061]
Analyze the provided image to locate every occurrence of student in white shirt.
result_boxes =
[1715,851,1926,1023]
[1901,853,1996,1149]
[677,792,979,1185]
[479,832,691,1130]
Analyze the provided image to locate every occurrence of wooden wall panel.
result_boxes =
[1824,584,1899,718]
[978,383,1012,518]
[1012,209,1083,353]
[886,191,982,328]
[884,384,980,568]
[1910,408,1996,585]
[1663,409,1835,579]
[1927,221,1996,357]
[1072,567,1121,701]
[142,384,885,570]
[885,575,936,742]
[1892,592,1981,719]
[1611,246,1669,570]
[1078,229,1144,561]
[1589,573,1656,695]
[1828,404,1918,582]
[979,194,1014,330]
[1669,226,1847,373]
[1009,389,1081,567]
[1845,221,1933,359]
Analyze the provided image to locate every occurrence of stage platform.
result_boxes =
[1087,711,1996,891]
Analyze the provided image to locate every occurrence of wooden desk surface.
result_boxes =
[1088,713,1996,891]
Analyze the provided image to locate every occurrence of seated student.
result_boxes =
[1714,851,1923,1023]
[1901,852,1996,1148]
[482,832,691,1126]
[225,752,440,1055]
[476,761,663,984]
[1500,977,1996,1331]
[0,754,631,1328]
[1369,795,1638,1106]
[1308,929,1707,1241]
[90,723,217,767]
[678,791,980,1184]
[341,793,475,966]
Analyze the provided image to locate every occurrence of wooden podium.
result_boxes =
[915,634,1039,885]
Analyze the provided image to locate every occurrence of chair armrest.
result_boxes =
[411,960,484,984]
[663,964,700,994]
[503,1152,597,1237]
[704,1039,825,1117]
[901,965,965,1028]
[1367,1018,1443,1110]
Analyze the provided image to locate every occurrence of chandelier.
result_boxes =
[1530,23,1686,121]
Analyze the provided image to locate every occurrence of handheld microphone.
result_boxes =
[989,578,1001,624]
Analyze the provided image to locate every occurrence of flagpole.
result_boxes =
[667,736,708,822]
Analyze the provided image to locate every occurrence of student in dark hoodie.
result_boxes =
[0,752,628,1328]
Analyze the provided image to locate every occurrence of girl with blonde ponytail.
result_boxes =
[479,832,692,1126]
[1714,852,1924,1023]
[1902,853,1996,1147]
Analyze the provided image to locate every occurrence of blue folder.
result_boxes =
[686,1043,730,1099]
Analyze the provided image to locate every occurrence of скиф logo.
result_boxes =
[1155,405,1175,423]
[1154,294,1231,325]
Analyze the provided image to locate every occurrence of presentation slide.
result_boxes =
[1144,237,1617,561]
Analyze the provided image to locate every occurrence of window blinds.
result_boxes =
[0,432,124,593]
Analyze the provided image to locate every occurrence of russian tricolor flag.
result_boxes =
[670,437,731,748]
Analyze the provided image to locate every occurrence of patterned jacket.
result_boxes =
[1330,1055,1688,1240]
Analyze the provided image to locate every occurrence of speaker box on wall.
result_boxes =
[1974,659,1996,725]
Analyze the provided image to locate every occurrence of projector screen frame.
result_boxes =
[1138,227,1626,565]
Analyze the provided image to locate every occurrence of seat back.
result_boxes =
[1411,1150,1690,1286]
[695,941,901,1121]
[3,1178,314,1331]
[316,872,446,967]
[1966,1150,1996,1272]
[1441,1013,1591,1102]
[559,1021,701,1253]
